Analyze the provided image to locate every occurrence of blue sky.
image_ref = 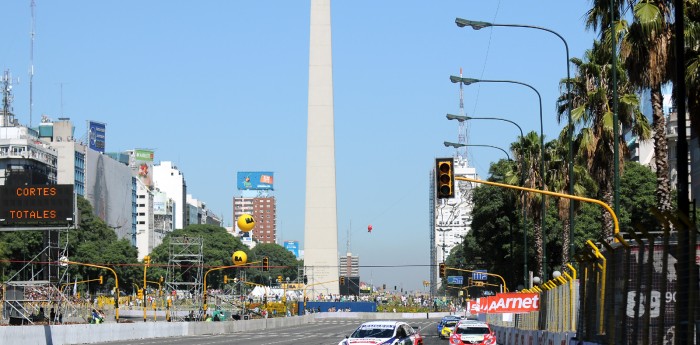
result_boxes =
[2,1,597,291]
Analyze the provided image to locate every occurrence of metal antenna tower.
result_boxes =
[29,0,36,127]
[457,68,468,161]
[1,70,16,127]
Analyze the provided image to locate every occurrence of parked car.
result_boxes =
[338,320,424,345]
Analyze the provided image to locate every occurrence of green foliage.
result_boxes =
[619,162,658,232]
[249,243,302,286]
[148,224,249,290]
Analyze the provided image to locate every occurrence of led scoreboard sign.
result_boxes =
[0,185,75,227]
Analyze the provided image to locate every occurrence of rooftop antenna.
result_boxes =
[1,70,17,127]
[29,0,36,127]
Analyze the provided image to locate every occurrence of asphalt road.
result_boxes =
[89,318,448,345]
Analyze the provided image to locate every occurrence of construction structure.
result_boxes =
[165,236,203,321]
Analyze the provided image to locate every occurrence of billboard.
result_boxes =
[153,190,168,215]
[284,241,299,258]
[131,149,154,189]
[88,121,106,153]
[0,185,75,227]
[237,172,274,190]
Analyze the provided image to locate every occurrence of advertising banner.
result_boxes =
[467,293,540,314]
[132,149,154,188]
[237,171,274,190]
[88,121,106,153]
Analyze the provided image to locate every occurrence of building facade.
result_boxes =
[233,196,277,244]
[153,161,187,230]
[430,155,478,293]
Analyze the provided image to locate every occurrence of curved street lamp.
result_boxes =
[443,141,511,161]
[455,17,576,265]
[450,75,548,280]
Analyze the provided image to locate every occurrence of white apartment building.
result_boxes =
[135,178,154,260]
[153,161,187,230]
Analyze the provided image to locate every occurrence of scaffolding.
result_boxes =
[165,236,203,321]
[1,228,83,325]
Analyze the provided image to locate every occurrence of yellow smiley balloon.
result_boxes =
[237,214,255,232]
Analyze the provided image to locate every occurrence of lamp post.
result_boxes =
[447,114,523,142]
[450,75,548,280]
[446,113,530,285]
[444,141,518,283]
[455,18,576,263]
[443,141,511,161]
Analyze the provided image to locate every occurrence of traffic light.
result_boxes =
[137,289,143,300]
[262,257,269,272]
[224,275,228,284]
[435,158,455,198]
[340,276,345,285]
[99,276,103,285]
[277,275,283,283]
[439,262,446,278]
[144,255,151,267]
[303,275,308,284]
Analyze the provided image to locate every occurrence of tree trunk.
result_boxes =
[601,188,614,239]
[533,214,544,279]
[651,84,672,213]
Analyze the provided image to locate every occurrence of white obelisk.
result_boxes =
[304,0,339,295]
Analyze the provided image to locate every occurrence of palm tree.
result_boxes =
[511,131,545,277]
[620,0,675,213]
[686,2,700,147]
[544,133,596,265]
[557,42,651,239]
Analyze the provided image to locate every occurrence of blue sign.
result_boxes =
[88,121,106,153]
[284,241,299,258]
[472,270,488,281]
[447,276,464,285]
[237,171,274,190]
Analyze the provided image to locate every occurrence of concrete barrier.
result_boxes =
[0,315,314,345]
[0,312,455,345]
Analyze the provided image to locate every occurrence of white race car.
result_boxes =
[338,320,424,345]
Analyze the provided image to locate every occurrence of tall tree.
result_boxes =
[510,132,545,277]
[557,42,651,239]
[544,134,597,265]
[620,0,675,213]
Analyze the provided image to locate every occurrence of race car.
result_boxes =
[448,320,496,345]
[437,315,461,334]
[439,319,460,339]
[338,320,424,345]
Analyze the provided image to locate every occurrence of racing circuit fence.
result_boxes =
[488,236,699,344]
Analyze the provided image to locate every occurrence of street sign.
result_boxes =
[447,276,464,285]
[472,270,488,281]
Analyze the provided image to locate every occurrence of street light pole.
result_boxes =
[450,75,548,280]
[447,114,523,141]
[455,18,575,263]
[445,133,528,286]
